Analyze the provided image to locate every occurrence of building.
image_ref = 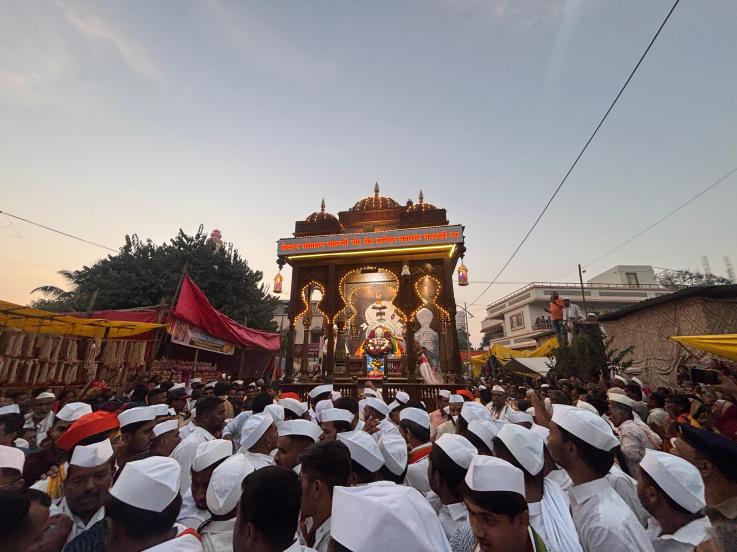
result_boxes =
[599,284,737,386]
[480,266,672,350]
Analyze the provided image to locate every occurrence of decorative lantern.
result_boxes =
[457,262,469,286]
[273,270,284,294]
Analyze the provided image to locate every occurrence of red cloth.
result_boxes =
[56,411,120,450]
[172,276,279,351]
[457,389,475,401]
[716,401,737,441]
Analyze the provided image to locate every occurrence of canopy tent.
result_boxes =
[0,300,165,339]
[171,276,279,351]
[471,337,559,368]
[670,334,737,362]
[500,357,553,379]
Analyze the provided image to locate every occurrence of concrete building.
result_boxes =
[480,266,672,350]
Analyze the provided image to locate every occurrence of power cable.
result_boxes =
[0,210,118,253]
[469,0,681,307]
[554,166,737,279]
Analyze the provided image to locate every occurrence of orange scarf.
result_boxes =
[409,444,432,464]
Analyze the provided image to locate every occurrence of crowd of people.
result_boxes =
[0,366,736,552]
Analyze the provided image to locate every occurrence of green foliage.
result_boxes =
[480,331,492,349]
[30,226,279,331]
[656,269,733,290]
[457,329,472,351]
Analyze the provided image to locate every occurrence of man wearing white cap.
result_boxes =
[461,456,547,552]
[608,393,654,474]
[150,419,182,457]
[171,396,227,493]
[178,439,233,530]
[117,405,158,470]
[275,420,323,471]
[487,386,513,421]
[298,440,352,551]
[238,413,278,470]
[429,434,477,540]
[53,439,115,545]
[308,384,333,408]
[493,424,582,552]
[457,402,493,440]
[546,406,654,551]
[362,397,399,441]
[436,394,465,439]
[234,466,317,552]
[23,391,56,445]
[317,408,354,442]
[279,398,309,420]
[106,457,202,551]
[200,454,255,552]
[337,430,384,485]
[465,419,499,456]
[399,407,433,494]
[637,449,711,551]
[0,444,25,489]
[377,433,408,484]
[330,482,451,552]
[430,390,451,439]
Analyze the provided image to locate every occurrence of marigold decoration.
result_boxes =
[457,262,469,287]
[273,271,283,294]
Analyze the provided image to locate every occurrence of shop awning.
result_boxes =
[471,337,559,368]
[172,276,280,351]
[0,300,166,339]
[501,357,553,378]
[670,334,737,362]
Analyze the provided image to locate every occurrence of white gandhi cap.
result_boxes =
[640,449,706,513]
[70,439,114,468]
[331,483,449,552]
[0,404,20,415]
[438,390,451,399]
[308,384,333,399]
[110,456,181,512]
[337,430,384,472]
[551,405,619,451]
[277,420,323,443]
[399,407,430,429]
[278,398,308,417]
[35,391,55,401]
[365,397,390,417]
[315,400,333,418]
[495,423,544,476]
[239,414,274,451]
[465,455,525,496]
[461,402,492,424]
[206,454,255,516]
[576,400,599,414]
[378,433,408,476]
[0,445,25,472]
[264,404,285,423]
[153,419,179,438]
[56,402,92,422]
[118,406,157,428]
[319,408,354,424]
[508,411,534,425]
[193,439,233,472]
[466,420,497,452]
[149,404,170,418]
[607,392,638,410]
[395,391,410,404]
[449,394,464,404]
[434,434,476,470]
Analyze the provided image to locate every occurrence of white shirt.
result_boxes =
[616,419,655,474]
[242,451,275,470]
[529,479,583,552]
[647,516,712,552]
[177,488,210,529]
[171,425,216,493]
[607,464,651,527]
[305,517,331,552]
[283,540,318,552]
[143,525,203,551]
[179,420,196,440]
[565,304,584,321]
[50,497,105,544]
[486,403,512,421]
[438,502,468,540]
[200,518,235,552]
[24,411,54,445]
[404,453,431,494]
[568,477,654,552]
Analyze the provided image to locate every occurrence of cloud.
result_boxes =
[196,1,335,85]
[434,0,569,27]
[59,2,164,85]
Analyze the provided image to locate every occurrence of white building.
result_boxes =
[480,266,672,350]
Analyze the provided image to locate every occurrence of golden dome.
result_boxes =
[306,199,338,222]
[350,183,401,211]
[405,190,438,212]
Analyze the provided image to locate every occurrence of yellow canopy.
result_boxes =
[670,334,737,362]
[470,337,559,377]
[0,300,166,339]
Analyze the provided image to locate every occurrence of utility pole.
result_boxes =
[578,264,588,316]
[464,302,471,377]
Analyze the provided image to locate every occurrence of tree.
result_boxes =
[457,329,472,352]
[30,226,279,331]
[656,269,733,290]
[480,331,492,349]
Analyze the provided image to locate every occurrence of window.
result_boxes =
[510,312,524,330]
[310,332,322,344]
[625,272,640,287]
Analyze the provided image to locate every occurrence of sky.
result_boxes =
[2,0,736,344]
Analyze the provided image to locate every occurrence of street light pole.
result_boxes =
[578,264,588,316]
[464,301,471,377]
